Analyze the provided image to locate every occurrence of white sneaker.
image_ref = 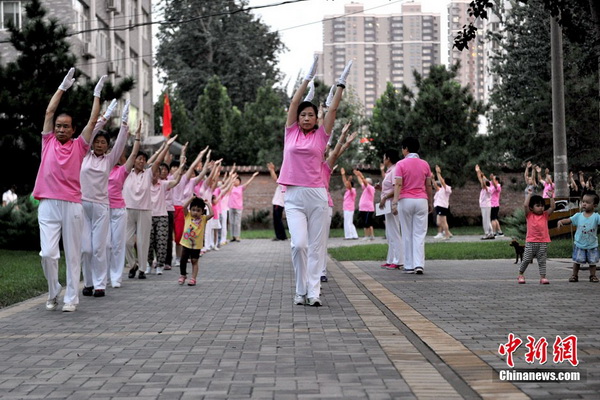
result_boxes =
[145,266,152,274]
[46,298,58,311]
[306,297,322,306]
[433,233,443,239]
[294,294,305,305]
[62,303,77,312]
[156,267,163,275]
[112,283,121,288]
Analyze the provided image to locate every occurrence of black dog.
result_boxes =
[510,240,524,264]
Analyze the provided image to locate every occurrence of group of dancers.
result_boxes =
[35,69,257,312]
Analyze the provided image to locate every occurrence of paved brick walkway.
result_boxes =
[0,237,598,399]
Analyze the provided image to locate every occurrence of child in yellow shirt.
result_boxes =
[178,195,213,286]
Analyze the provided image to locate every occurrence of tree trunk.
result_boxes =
[550,17,568,197]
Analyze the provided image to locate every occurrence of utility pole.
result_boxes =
[550,17,568,197]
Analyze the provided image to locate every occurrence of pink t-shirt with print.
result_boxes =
[33,132,90,202]
[277,122,329,188]
[490,184,501,207]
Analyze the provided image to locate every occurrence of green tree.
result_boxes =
[0,0,132,193]
[156,0,285,111]
[367,82,411,162]
[487,0,599,169]
[191,76,238,163]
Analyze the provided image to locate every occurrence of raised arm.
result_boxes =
[475,164,487,189]
[242,171,260,188]
[547,190,556,215]
[328,129,357,169]
[286,55,318,128]
[523,189,533,214]
[107,100,130,167]
[266,162,278,182]
[125,121,142,171]
[524,161,532,183]
[151,135,178,177]
[353,169,367,187]
[80,75,108,143]
[147,141,166,165]
[205,201,214,220]
[534,165,543,185]
[340,168,352,190]
[43,68,77,134]
[167,156,187,189]
[323,60,352,134]
[186,148,210,180]
[436,165,447,189]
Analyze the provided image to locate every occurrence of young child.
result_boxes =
[178,195,213,286]
[518,188,555,284]
[557,192,600,283]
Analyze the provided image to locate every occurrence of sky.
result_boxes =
[153,0,451,100]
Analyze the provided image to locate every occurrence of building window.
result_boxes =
[96,22,109,58]
[115,39,125,75]
[0,1,24,30]
[73,0,91,42]
[142,11,150,39]
[130,50,138,76]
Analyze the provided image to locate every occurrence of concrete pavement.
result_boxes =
[0,236,598,399]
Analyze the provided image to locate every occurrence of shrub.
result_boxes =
[0,196,40,250]
[503,207,526,239]
[241,208,272,230]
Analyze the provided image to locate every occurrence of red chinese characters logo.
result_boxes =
[499,334,579,367]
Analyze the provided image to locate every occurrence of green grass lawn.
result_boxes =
[328,239,574,261]
[0,249,66,308]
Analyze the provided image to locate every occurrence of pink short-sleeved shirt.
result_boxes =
[229,186,245,210]
[212,187,222,219]
[479,187,491,208]
[33,132,90,202]
[150,180,170,217]
[221,192,231,212]
[164,174,175,212]
[359,184,375,212]
[433,185,452,208]
[394,156,431,199]
[490,184,501,207]
[277,123,329,188]
[382,165,396,197]
[108,165,129,209]
[172,174,189,206]
[543,182,555,198]
[123,168,154,210]
[321,162,333,207]
[526,211,551,243]
[343,188,357,212]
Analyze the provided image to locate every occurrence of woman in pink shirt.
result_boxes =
[340,168,358,240]
[353,169,375,240]
[378,149,403,269]
[392,137,433,275]
[277,55,352,307]
[80,100,130,298]
[124,134,178,280]
[106,126,141,289]
[489,173,504,237]
[34,69,105,313]
[228,171,259,242]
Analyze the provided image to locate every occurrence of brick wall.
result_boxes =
[240,171,527,224]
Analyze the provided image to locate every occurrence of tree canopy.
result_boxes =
[155,0,286,111]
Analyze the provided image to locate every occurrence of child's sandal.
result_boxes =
[187,278,197,286]
[569,275,578,282]
[590,275,599,283]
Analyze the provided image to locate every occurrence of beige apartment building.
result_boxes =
[0,0,154,135]
[322,2,441,114]
[448,0,486,102]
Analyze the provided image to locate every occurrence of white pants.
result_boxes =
[343,210,358,239]
[398,198,428,271]
[481,207,492,235]
[81,201,110,290]
[285,186,328,299]
[219,210,228,244]
[229,208,242,238]
[125,209,152,270]
[385,208,404,265]
[320,207,333,276]
[38,199,83,305]
[107,207,127,287]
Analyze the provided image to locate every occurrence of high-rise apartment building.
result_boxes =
[0,0,154,135]
[448,0,486,102]
[322,2,440,114]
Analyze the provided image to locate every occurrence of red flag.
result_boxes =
[162,92,172,137]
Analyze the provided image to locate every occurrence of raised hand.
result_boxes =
[337,60,353,86]
[166,134,178,146]
[94,75,108,97]
[304,80,315,102]
[341,121,352,136]
[325,85,335,107]
[304,55,318,81]
[121,100,130,123]
[59,68,76,91]
[340,167,346,175]
[103,99,118,120]
[267,162,275,171]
